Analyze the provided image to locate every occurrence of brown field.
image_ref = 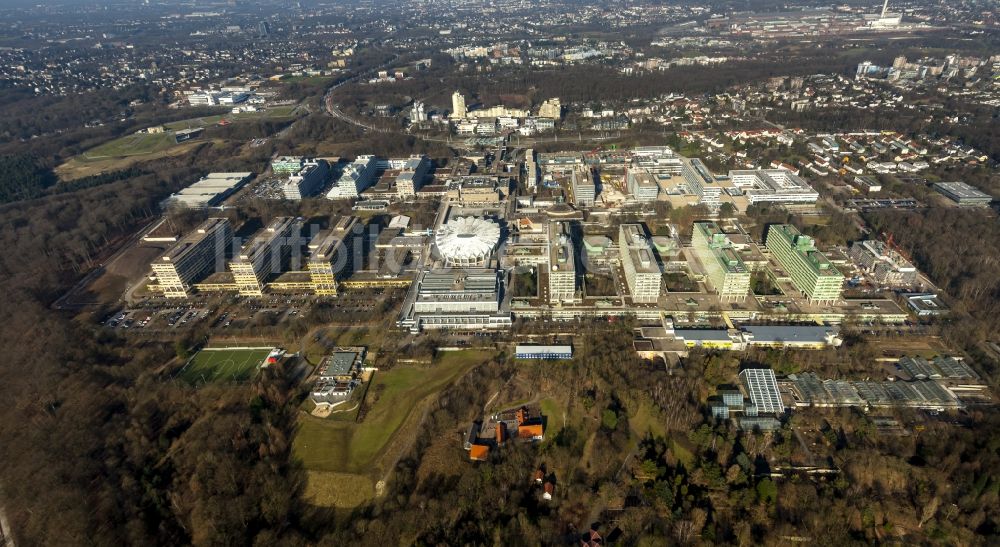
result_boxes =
[303,471,375,508]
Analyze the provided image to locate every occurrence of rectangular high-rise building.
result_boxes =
[683,159,721,208]
[627,169,659,202]
[395,155,430,198]
[765,224,843,304]
[230,217,297,296]
[691,222,750,301]
[571,167,595,206]
[327,155,379,199]
[307,216,359,296]
[452,91,467,119]
[618,224,662,303]
[151,218,233,298]
[525,148,537,190]
[548,221,576,303]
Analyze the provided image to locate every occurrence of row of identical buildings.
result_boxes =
[150,216,359,298]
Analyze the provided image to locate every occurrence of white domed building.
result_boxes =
[435,217,501,267]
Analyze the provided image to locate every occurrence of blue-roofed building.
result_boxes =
[741,325,841,349]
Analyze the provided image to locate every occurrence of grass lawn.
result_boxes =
[56,140,207,181]
[293,349,491,506]
[179,347,273,384]
[303,471,374,508]
[628,401,666,440]
[81,132,178,160]
[540,397,564,436]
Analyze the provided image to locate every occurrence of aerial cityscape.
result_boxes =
[0,0,998,544]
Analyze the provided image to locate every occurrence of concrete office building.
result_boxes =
[933,181,992,207]
[398,268,512,332]
[230,217,298,296]
[151,218,233,298]
[525,148,538,190]
[452,91,467,119]
[548,221,576,303]
[849,240,917,287]
[446,177,502,206]
[395,155,430,198]
[632,147,683,175]
[766,224,844,304]
[682,159,721,208]
[307,216,359,296]
[739,368,785,415]
[692,222,751,301]
[282,160,329,200]
[571,167,596,206]
[627,169,659,202]
[327,155,379,199]
[619,224,662,303]
[729,169,819,205]
[537,98,561,119]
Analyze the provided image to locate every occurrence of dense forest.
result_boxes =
[0,154,56,203]
[865,208,1000,381]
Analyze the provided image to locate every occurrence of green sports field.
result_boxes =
[180,347,274,384]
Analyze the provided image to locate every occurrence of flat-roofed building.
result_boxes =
[766,224,843,304]
[548,221,576,303]
[739,368,785,415]
[446,176,502,206]
[151,218,233,298]
[537,152,583,174]
[308,216,359,295]
[618,224,662,303]
[631,146,683,175]
[682,158,721,208]
[692,222,750,301]
[627,169,659,202]
[395,155,430,198]
[165,172,253,208]
[271,156,304,173]
[933,181,992,207]
[729,169,819,205]
[230,216,298,296]
[853,175,882,193]
[515,345,572,359]
[282,159,329,200]
[398,268,512,331]
[525,148,538,189]
[849,240,917,287]
[571,167,596,206]
[741,325,841,349]
[327,155,379,199]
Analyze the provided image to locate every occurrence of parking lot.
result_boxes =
[104,307,211,331]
